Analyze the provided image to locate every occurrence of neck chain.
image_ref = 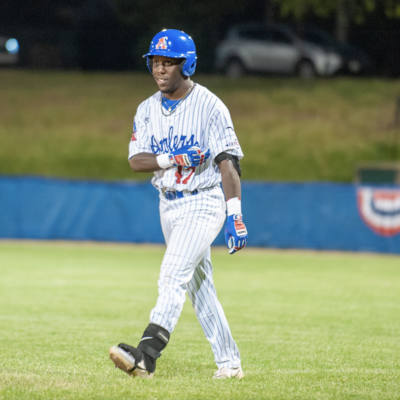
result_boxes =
[161,82,194,116]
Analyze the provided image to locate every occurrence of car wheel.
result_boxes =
[297,60,316,79]
[225,59,245,79]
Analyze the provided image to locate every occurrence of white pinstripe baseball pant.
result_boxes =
[150,186,241,368]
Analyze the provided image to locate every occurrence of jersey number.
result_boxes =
[175,167,196,184]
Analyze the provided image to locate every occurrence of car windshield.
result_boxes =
[235,26,292,44]
[238,26,271,41]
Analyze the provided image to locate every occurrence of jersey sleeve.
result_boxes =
[207,102,244,163]
[128,108,152,160]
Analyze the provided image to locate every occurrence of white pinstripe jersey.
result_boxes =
[128,83,243,192]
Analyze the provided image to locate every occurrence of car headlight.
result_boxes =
[6,38,19,54]
[327,52,342,68]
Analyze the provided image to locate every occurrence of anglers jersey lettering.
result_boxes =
[150,127,200,154]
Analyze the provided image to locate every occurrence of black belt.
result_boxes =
[160,186,218,200]
[161,188,199,200]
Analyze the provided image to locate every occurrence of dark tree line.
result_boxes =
[1,0,400,74]
[271,0,400,42]
[2,0,400,41]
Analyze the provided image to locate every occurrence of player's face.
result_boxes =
[152,56,190,99]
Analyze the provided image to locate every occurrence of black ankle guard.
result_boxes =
[137,324,170,373]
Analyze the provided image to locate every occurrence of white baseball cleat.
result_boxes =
[109,345,154,379]
[213,367,244,379]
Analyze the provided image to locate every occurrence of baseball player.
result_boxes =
[109,29,248,380]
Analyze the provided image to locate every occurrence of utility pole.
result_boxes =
[336,0,350,43]
[265,0,274,23]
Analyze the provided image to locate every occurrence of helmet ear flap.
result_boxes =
[147,57,153,74]
[179,59,186,76]
[181,54,197,76]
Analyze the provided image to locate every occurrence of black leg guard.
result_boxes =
[137,323,170,373]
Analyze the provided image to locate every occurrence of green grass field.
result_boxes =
[0,241,399,399]
[1,70,400,182]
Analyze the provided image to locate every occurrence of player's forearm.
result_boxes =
[220,159,247,253]
[219,159,241,201]
[129,153,162,172]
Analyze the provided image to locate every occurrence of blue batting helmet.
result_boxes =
[143,29,197,77]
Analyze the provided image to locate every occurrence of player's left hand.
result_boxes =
[224,214,248,254]
[191,147,210,167]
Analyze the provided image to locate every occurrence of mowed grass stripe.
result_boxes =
[0,242,399,399]
[1,71,400,182]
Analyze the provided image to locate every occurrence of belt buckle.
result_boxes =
[163,189,177,200]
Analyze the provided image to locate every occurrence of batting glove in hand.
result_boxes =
[169,145,210,168]
[224,214,248,254]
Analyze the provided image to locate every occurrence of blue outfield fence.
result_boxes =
[1,176,400,254]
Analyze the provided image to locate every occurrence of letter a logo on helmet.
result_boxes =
[143,29,197,77]
[155,37,168,50]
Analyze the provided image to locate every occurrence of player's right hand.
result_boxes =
[169,145,210,168]
[224,214,248,254]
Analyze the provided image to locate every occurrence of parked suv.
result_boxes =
[215,23,343,78]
